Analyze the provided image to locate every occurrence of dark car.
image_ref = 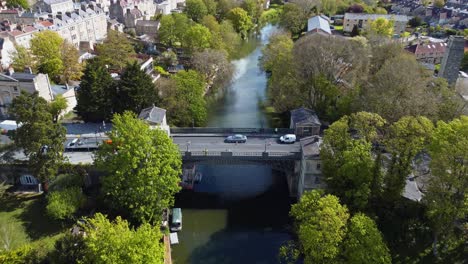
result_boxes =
[225,134,247,143]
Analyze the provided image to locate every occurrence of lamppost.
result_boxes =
[264,140,271,152]
[186,141,191,152]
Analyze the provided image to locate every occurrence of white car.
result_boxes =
[279,134,296,144]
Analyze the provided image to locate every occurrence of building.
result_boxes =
[343,13,410,34]
[139,57,161,82]
[307,15,332,35]
[109,0,157,29]
[297,136,324,198]
[135,20,160,36]
[33,4,107,49]
[34,0,75,14]
[290,108,321,138]
[0,35,16,69]
[7,25,37,48]
[156,0,185,15]
[406,42,447,64]
[51,84,77,116]
[0,69,53,118]
[439,35,465,84]
[138,105,170,135]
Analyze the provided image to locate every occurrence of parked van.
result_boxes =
[279,134,297,144]
[170,208,182,232]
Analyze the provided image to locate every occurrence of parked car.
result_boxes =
[67,138,83,147]
[225,134,247,143]
[279,134,296,144]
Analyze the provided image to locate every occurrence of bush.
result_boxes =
[46,187,85,220]
[48,173,83,192]
[0,246,38,264]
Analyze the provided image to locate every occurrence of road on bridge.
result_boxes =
[64,136,301,153]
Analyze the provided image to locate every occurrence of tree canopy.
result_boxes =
[96,30,136,70]
[9,92,66,183]
[227,7,254,38]
[30,31,64,79]
[79,213,164,264]
[185,0,208,22]
[95,112,182,224]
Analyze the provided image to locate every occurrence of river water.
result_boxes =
[172,25,292,264]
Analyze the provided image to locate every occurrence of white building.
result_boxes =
[7,25,37,49]
[156,0,185,15]
[138,105,170,135]
[343,13,410,35]
[33,5,107,49]
[34,0,75,15]
[0,35,17,69]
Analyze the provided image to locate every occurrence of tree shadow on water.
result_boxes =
[189,229,291,264]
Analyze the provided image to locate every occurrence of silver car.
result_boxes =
[225,134,247,143]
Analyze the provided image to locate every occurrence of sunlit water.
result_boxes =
[172,25,292,264]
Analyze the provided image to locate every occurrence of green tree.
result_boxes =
[0,246,35,263]
[5,0,28,8]
[0,216,30,252]
[216,0,238,20]
[10,45,35,72]
[424,116,467,259]
[409,16,422,28]
[46,187,85,220]
[342,213,391,264]
[10,92,66,184]
[321,0,338,16]
[182,24,212,53]
[227,7,254,38]
[461,52,468,71]
[203,0,217,15]
[80,213,164,263]
[96,30,136,70]
[219,20,242,57]
[61,41,83,84]
[434,0,445,8]
[321,112,385,211]
[115,62,156,114]
[290,190,350,263]
[280,3,307,35]
[49,94,68,123]
[158,14,190,46]
[30,31,64,79]
[185,0,208,22]
[172,70,207,126]
[76,59,116,122]
[95,112,182,224]
[383,116,434,201]
[369,17,394,37]
[242,0,263,24]
[51,234,86,264]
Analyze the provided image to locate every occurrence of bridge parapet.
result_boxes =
[171,127,294,135]
[181,150,301,161]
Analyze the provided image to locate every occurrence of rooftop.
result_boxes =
[307,15,332,34]
[138,106,166,124]
[291,108,321,126]
[300,136,322,157]
[344,13,410,22]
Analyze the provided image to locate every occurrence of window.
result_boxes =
[72,34,77,40]
[316,163,321,170]
[315,176,320,184]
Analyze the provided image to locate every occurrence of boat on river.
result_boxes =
[180,165,202,190]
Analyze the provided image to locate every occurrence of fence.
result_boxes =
[170,127,294,135]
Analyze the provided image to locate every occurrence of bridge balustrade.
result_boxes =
[171,127,294,135]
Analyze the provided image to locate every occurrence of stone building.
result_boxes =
[439,35,465,84]
[34,0,75,14]
[0,35,16,69]
[343,13,410,35]
[290,108,321,138]
[0,69,53,118]
[138,105,170,135]
[297,136,324,198]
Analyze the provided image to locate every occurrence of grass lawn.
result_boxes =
[0,193,69,256]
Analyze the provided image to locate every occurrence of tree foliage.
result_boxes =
[5,0,29,8]
[31,31,64,79]
[158,13,190,46]
[9,92,65,183]
[191,49,234,93]
[342,213,391,264]
[158,70,207,126]
[182,24,213,52]
[291,190,350,263]
[369,17,394,37]
[279,3,307,35]
[96,30,136,70]
[227,7,254,38]
[114,62,156,114]
[49,94,68,123]
[61,41,83,84]
[46,187,85,220]
[424,116,468,259]
[79,213,164,264]
[10,45,35,72]
[95,112,182,224]
[185,0,208,22]
[76,59,116,122]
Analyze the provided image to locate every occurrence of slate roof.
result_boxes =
[300,136,322,157]
[406,42,447,55]
[138,106,166,124]
[291,108,321,126]
[344,13,410,22]
[307,15,332,34]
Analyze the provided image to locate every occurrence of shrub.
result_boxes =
[48,173,83,192]
[46,187,85,220]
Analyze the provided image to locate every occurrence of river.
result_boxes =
[172,25,293,264]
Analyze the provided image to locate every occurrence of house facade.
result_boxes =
[297,136,325,198]
[290,108,321,138]
[307,15,332,35]
[0,70,53,118]
[406,42,447,64]
[343,13,410,34]
[138,105,170,135]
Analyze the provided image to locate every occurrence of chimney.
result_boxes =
[126,8,131,14]
[65,11,71,17]
[24,67,32,74]
[56,14,62,20]
[81,5,87,11]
